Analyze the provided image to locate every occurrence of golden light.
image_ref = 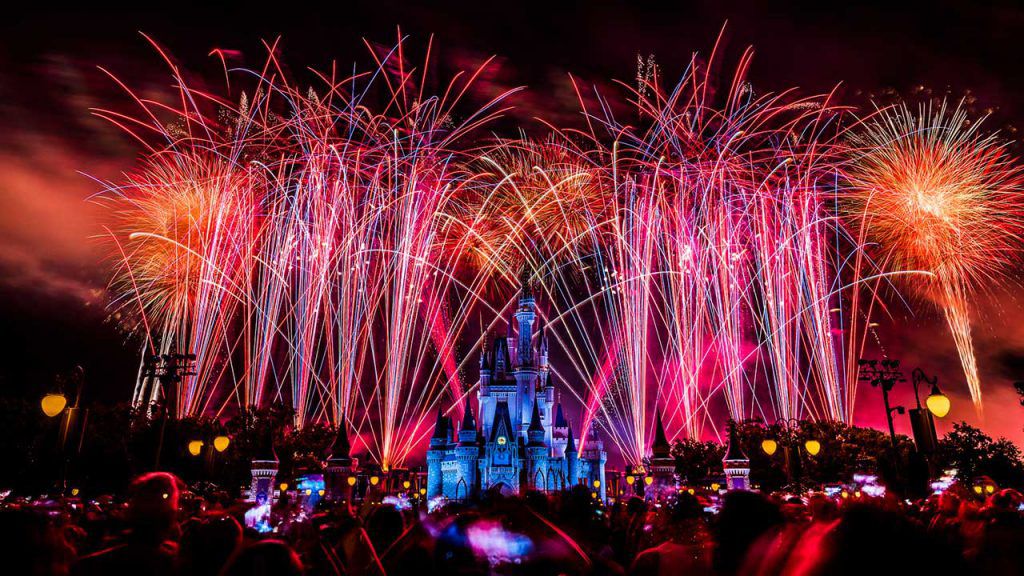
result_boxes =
[841,490,849,499]
[688,488,695,495]
[854,491,862,499]
[711,483,721,491]
[591,492,598,499]
[986,485,995,494]
[926,385,951,418]
[592,479,601,488]
[761,439,778,456]
[318,489,325,496]
[187,440,204,457]
[41,393,67,418]
[70,488,79,497]
[403,480,411,490]
[419,488,426,495]
[973,485,983,495]
[162,493,169,500]
[279,482,289,492]
[644,476,654,486]
[370,476,380,486]
[347,476,357,487]
[804,440,822,456]
[305,489,312,496]
[626,475,635,485]
[213,435,230,452]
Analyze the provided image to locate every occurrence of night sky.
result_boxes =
[1,1,1023,444]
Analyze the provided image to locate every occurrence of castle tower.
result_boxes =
[325,421,358,502]
[454,405,480,500]
[565,423,579,488]
[479,341,492,391]
[581,428,608,502]
[249,428,279,503]
[512,278,539,435]
[723,422,750,491]
[426,408,451,499]
[649,410,677,494]
[525,402,547,489]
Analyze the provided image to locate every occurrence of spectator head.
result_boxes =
[715,491,783,575]
[179,513,242,576]
[127,472,182,539]
[223,539,303,576]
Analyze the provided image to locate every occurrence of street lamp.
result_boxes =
[213,435,231,452]
[187,440,204,457]
[41,393,67,418]
[760,419,819,489]
[926,384,951,418]
[804,440,822,456]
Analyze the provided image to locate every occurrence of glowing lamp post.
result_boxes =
[41,393,67,418]
[804,440,821,457]
[213,435,231,452]
[926,385,951,418]
[187,440,204,457]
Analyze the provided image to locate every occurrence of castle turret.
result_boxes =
[249,427,279,504]
[454,405,480,499]
[649,410,677,495]
[527,402,546,446]
[565,423,579,488]
[512,278,539,434]
[515,272,536,368]
[426,408,450,499]
[493,337,510,378]
[723,422,750,491]
[325,420,358,502]
[458,404,478,446]
[479,340,492,391]
[581,428,608,502]
[525,402,547,489]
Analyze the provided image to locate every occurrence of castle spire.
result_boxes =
[554,401,567,428]
[527,401,545,446]
[479,339,491,371]
[566,422,577,453]
[461,403,477,432]
[330,419,351,460]
[652,409,670,458]
[431,407,448,440]
[528,401,543,432]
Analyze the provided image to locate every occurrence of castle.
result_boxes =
[426,283,607,501]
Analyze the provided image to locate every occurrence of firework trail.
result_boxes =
[98,30,1013,470]
[846,101,1024,415]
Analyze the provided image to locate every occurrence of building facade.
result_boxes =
[426,284,607,501]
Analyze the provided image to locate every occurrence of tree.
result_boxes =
[936,422,1024,488]
[670,438,724,484]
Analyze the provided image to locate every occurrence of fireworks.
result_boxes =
[845,101,1024,415]
[96,33,1023,467]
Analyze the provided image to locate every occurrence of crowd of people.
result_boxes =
[2,471,1023,575]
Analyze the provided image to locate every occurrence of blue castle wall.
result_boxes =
[426,284,607,501]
